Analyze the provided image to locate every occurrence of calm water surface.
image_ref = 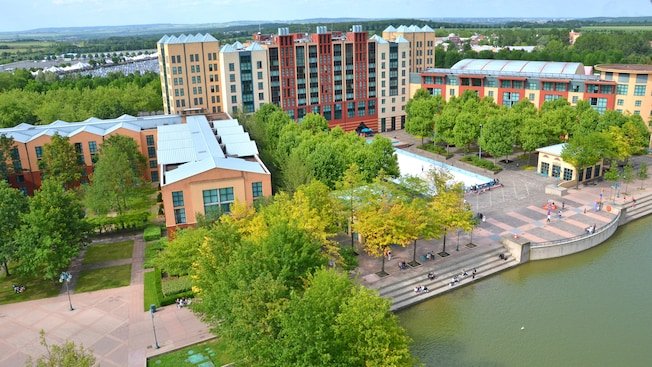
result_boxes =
[398,215,652,367]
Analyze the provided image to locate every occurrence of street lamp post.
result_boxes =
[478,124,483,159]
[150,307,160,349]
[59,271,73,311]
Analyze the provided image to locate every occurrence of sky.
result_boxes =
[2,0,651,32]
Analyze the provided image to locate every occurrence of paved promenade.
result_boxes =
[0,235,212,367]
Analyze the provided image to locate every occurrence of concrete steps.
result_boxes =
[621,192,652,224]
[367,245,518,311]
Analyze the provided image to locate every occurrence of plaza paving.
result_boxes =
[0,129,650,365]
[0,235,211,367]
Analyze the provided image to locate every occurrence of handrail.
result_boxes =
[532,211,621,247]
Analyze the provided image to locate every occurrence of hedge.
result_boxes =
[86,211,149,234]
[144,226,161,241]
[143,267,194,311]
[460,155,503,173]
[418,143,454,159]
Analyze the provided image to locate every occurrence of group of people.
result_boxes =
[585,224,597,234]
[413,285,429,294]
[175,298,191,308]
[12,284,26,294]
[450,268,477,286]
[468,179,503,194]
[425,252,435,260]
[398,261,409,270]
[427,272,436,280]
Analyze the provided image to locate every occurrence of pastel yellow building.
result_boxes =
[536,143,604,186]
[157,34,224,117]
[594,64,652,124]
[219,41,270,115]
[382,25,436,73]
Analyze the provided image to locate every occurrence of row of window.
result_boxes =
[171,183,263,225]
[604,72,648,84]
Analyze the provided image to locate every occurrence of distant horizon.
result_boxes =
[2,0,651,33]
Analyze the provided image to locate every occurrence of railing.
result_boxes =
[532,211,621,247]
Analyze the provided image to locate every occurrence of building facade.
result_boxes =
[0,114,181,195]
[254,26,379,132]
[370,35,410,131]
[382,25,436,73]
[420,59,617,114]
[157,115,271,234]
[219,41,271,115]
[157,34,224,116]
[536,143,604,185]
[594,64,652,121]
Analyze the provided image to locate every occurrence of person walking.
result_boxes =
[558,210,562,219]
[546,213,551,223]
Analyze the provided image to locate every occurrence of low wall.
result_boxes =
[501,236,531,263]
[529,212,621,260]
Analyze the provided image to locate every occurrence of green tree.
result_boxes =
[25,330,97,367]
[451,111,478,152]
[41,134,82,188]
[0,133,14,180]
[157,227,210,276]
[520,116,556,166]
[299,113,329,133]
[280,150,313,194]
[561,132,612,189]
[479,114,517,163]
[0,180,28,275]
[604,165,620,202]
[405,96,436,145]
[16,179,89,280]
[622,163,634,195]
[638,164,648,190]
[85,136,146,215]
[335,163,367,251]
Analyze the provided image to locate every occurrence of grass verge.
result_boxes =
[460,155,503,173]
[83,240,134,264]
[0,271,60,304]
[75,264,132,293]
[147,338,234,367]
[144,268,159,311]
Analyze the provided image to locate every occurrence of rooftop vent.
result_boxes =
[278,27,289,36]
[352,25,363,32]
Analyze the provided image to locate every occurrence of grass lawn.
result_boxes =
[147,338,234,367]
[75,264,132,293]
[143,269,159,311]
[0,271,60,304]
[83,240,134,264]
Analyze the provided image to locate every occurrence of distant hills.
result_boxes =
[0,16,649,41]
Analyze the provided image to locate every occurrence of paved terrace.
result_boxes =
[354,130,652,309]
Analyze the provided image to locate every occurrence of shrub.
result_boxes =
[161,276,192,296]
[340,246,359,271]
[86,210,149,234]
[143,267,194,310]
[143,226,161,241]
[461,155,502,173]
[144,238,167,269]
[156,192,162,202]
[418,143,454,159]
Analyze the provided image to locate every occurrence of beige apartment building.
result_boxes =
[594,64,652,123]
[219,41,271,115]
[370,35,410,131]
[382,25,436,73]
[157,34,224,116]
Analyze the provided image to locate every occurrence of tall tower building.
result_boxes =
[382,25,436,73]
[219,41,271,115]
[370,35,410,131]
[255,25,378,132]
[157,34,224,116]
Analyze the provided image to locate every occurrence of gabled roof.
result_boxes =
[394,36,409,44]
[383,25,396,33]
[157,33,218,45]
[369,34,388,44]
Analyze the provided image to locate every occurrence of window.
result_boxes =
[149,160,157,168]
[172,191,184,207]
[88,141,97,155]
[257,71,263,80]
[146,135,155,146]
[527,81,538,90]
[572,96,578,103]
[256,61,262,69]
[617,99,624,106]
[147,146,156,158]
[540,162,550,176]
[585,166,593,180]
[231,95,237,103]
[203,187,234,217]
[230,74,236,82]
[150,171,159,182]
[252,182,263,198]
[529,93,535,101]
[35,146,43,159]
[258,82,264,90]
[174,208,186,224]
[230,85,236,93]
[74,142,84,164]
[616,84,628,95]
[633,85,646,96]
[563,168,573,181]
[635,100,642,107]
[449,89,455,96]
[258,92,264,100]
[552,165,561,178]
[487,90,494,98]
[618,73,629,83]
[595,164,601,177]
[229,63,235,72]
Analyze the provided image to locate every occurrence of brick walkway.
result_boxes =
[0,234,211,367]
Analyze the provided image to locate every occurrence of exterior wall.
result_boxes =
[529,211,620,260]
[157,39,223,117]
[161,166,272,231]
[376,40,409,132]
[595,65,652,124]
[383,28,436,73]
[220,47,270,115]
[537,152,603,183]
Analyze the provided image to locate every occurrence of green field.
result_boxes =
[83,240,134,264]
[0,40,55,53]
[0,270,60,304]
[75,264,132,293]
[581,25,652,31]
[147,338,234,367]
